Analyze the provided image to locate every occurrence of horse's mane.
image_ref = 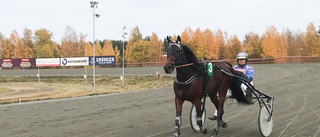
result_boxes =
[181,45,198,63]
[181,44,205,75]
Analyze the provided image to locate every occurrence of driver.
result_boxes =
[208,52,255,120]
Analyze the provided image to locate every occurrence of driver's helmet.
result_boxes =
[237,52,248,64]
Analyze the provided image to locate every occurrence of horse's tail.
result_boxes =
[229,74,253,105]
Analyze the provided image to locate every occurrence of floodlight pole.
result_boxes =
[37,44,40,82]
[122,26,127,87]
[90,1,99,94]
[84,34,88,84]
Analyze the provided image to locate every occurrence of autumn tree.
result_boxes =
[225,35,242,59]
[20,28,34,58]
[78,33,87,57]
[125,26,144,63]
[2,30,20,58]
[127,26,143,46]
[304,23,320,56]
[34,29,58,58]
[39,43,54,58]
[180,27,193,49]
[85,42,93,56]
[93,41,103,56]
[102,40,115,55]
[243,32,262,58]
[204,29,219,59]
[149,33,164,62]
[113,46,121,64]
[110,40,126,64]
[261,26,287,57]
[282,29,296,56]
[215,30,226,59]
[13,35,24,58]
[294,33,306,56]
[13,28,33,58]
[0,33,4,58]
[192,28,207,59]
[125,40,150,63]
[61,26,80,57]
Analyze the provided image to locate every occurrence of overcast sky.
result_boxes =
[1,0,319,42]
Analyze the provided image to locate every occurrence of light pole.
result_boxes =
[298,47,303,63]
[90,1,99,94]
[37,44,40,82]
[122,26,127,87]
[84,34,88,84]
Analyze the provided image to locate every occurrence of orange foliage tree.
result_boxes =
[2,30,19,58]
[261,26,287,57]
[180,27,193,48]
[192,28,207,59]
[304,23,320,56]
[102,40,120,62]
[61,26,80,57]
[243,32,262,58]
[149,33,164,62]
[225,35,242,59]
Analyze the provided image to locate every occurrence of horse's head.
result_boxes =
[163,35,183,74]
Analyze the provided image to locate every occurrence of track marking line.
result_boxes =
[278,85,306,137]
[312,109,320,137]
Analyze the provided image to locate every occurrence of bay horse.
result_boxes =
[163,35,253,137]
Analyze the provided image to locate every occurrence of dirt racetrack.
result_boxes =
[0,63,320,137]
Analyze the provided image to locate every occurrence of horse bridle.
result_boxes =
[167,42,192,68]
[167,42,196,85]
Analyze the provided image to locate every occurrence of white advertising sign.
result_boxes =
[36,58,60,66]
[60,57,88,66]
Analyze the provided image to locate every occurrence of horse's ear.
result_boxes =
[177,35,181,44]
[167,36,172,43]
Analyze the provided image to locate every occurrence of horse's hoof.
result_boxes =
[202,128,208,134]
[211,129,219,137]
[222,122,228,128]
[208,115,217,120]
[174,133,179,137]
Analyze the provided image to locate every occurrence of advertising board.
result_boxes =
[89,56,115,66]
[60,57,88,66]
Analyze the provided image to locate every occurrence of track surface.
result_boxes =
[0,63,320,137]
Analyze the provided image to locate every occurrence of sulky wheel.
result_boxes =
[258,103,274,137]
[189,104,206,132]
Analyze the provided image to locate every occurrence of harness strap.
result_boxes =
[174,75,195,85]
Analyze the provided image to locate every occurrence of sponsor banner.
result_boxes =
[36,58,60,66]
[89,56,116,66]
[0,58,36,68]
[60,57,88,66]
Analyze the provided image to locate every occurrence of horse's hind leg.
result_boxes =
[174,97,184,137]
[210,90,229,137]
[194,98,208,134]
[217,89,228,128]
[209,92,219,119]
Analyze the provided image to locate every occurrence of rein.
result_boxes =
[175,63,194,68]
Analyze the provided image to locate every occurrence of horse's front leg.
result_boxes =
[194,98,208,134]
[174,97,184,137]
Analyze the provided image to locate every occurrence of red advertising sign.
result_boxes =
[0,59,36,68]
